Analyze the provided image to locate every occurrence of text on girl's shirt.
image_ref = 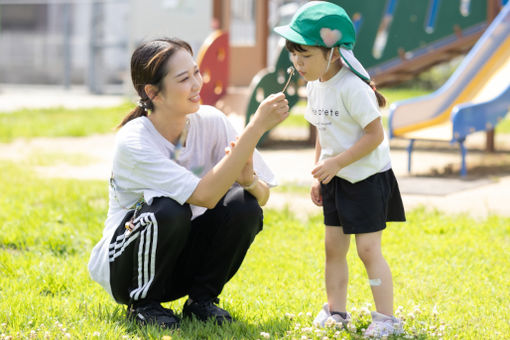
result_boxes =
[311,108,340,117]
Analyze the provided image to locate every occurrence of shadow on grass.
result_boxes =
[118,313,294,340]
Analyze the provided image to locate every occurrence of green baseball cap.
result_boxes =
[274,1,370,81]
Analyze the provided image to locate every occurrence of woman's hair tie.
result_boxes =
[137,99,149,112]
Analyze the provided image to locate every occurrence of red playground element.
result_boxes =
[197,30,229,106]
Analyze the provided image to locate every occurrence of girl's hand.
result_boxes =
[225,139,255,187]
[311,158,341,184]
[310,179,323,206]
[250,92,289,132]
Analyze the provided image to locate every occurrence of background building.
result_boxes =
[0,0,297,94]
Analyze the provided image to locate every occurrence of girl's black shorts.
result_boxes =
[321,169,406,234]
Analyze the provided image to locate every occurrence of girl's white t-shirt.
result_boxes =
[88,105,276,297]
[305,67,391,183]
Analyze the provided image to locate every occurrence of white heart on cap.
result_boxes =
[320,28,342,47]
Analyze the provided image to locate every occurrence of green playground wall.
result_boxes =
[330,0,488,69]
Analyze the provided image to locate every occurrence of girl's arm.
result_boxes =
[314,129,321,164]
[311,117,384,184]
[310,131,323,206]
[188,93,288,209]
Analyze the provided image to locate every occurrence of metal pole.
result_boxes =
[89,0,104,94]
[63,2,71,89]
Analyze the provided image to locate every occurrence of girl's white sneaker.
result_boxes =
[364,311,403,338]
[313,303,351,328]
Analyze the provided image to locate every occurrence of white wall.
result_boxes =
[129,0,212,55]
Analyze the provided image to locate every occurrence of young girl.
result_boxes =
[274,2,406,337]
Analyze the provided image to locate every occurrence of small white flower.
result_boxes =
[306,312,312,318]
[92,332,100,337]
[347,323,357,332]
[285,312,295,319]
[360,306,370,315]
[260,331,270,339]
[324,317,336,328]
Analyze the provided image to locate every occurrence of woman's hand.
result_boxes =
[310,179,323,206]
[225,138,270,206]
[225,139,254,187]
[249,92,289,133]
[189,94,286,209]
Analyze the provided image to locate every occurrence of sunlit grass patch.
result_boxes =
[272,182,310,195]
[0,102,132,142]
[1,160,509,339]
[496,114,510,134]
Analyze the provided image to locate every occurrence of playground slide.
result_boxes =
[389,3,510,142]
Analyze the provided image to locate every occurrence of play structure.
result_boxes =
[389,2,510,176]
[197,0,507,147]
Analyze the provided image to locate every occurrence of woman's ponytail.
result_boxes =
[117,106,148,129]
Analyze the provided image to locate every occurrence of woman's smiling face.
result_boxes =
[156,48,203,115]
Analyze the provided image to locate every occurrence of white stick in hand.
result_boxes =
[282,66,295,93]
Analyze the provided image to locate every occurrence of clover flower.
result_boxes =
[432,304,439,317]
[260,331,270,339]
[324,317,337,328]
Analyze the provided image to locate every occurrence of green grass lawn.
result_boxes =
[0,103,132,143]
[1,160,509,339]
[496,114,510,134]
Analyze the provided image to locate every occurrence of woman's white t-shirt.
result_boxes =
[88,105,276,297]
[305,67,391,183]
